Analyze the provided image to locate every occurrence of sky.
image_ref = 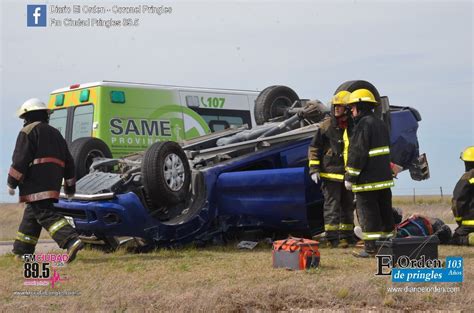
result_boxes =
[0,0,472,202]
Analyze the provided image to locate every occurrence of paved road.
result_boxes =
[0,240,61,256]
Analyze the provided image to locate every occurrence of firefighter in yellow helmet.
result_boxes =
[450,146,474,246]
[344,89,395,257]
[7,98,84,263]
[308,90,355,248]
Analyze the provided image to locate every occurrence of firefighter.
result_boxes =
[308,90,355,248]
[7,98,84,263]
[450,146,474,246]
[344,89,395,257]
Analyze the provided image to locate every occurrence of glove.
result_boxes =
[311,173,320,184]
[7,186,15,196]
[344,181,353,191]
[390,163,403,178]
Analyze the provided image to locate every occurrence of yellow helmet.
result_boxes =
[460,146,474,162]
[348,89,378,105]
[331,90,350,106]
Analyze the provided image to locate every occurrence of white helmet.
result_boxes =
[17,98,51,118]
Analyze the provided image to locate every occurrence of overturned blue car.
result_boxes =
[54,81,429,250]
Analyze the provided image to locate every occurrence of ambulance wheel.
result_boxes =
[69,137,112,179]
[142,141,191,208]
[254,85,299,125]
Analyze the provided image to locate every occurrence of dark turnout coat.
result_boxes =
[7,121,76,202]
[308,116,352,182]
[344,112,393,192]
[452,169,474,227]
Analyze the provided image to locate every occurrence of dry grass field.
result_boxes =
[0,196,471,312]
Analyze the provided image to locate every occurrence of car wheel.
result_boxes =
[69,137,112,179]
[254,85,299,125]
[142,141,191,208]
[343,80,381,103]
[333,80,356,94]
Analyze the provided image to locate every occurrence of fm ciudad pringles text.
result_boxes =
[48,4,173,28]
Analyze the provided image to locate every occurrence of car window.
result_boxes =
[190,108,251,131]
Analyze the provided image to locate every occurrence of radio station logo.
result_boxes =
[22,254,69,288]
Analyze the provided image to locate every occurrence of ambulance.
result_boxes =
[48,81,268,178]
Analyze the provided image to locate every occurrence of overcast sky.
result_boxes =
[0,0,472,202]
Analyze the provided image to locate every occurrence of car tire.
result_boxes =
[343,80,381,103]
[142,141,191,208]
[254,85,299,125]
[69,137,112,180]
[333,80,356,94]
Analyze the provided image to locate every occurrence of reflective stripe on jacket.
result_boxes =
[344,112,393,192]
[451,169,474,224]
[8,121,76,202]
[308,116,352,182]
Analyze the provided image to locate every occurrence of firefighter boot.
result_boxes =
[66,239,84,263]
[352,241,376,258]
[313,232,339,248]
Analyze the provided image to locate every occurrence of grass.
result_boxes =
[0,245,471,311]
[0,197,470,311]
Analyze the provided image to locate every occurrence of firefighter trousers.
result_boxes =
[321,180,354,241]
[355,188,395,242]
[12,199,79,255]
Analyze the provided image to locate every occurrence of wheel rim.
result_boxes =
[163,153,185,191]
[270,96,292,118]
[85,149,105,170]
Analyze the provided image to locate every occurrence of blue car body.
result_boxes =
[54,108,424,247]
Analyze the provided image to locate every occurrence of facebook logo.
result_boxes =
[27,5,47,27]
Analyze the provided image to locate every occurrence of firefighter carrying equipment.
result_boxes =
[7,121,76,202]
[347,89,378,105]
[12,199,79,255]
[16,98,52,118]
[461,146,474,162]
[272,237,320,270]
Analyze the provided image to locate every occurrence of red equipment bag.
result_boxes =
[272,237,320,270]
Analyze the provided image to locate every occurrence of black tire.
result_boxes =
[333,80,356,94]
[254,85,299,125]
[141,141,191,208]
[69,137,112,179]
[344,80,381,103]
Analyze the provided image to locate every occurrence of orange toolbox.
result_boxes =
[272,237,320,270]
